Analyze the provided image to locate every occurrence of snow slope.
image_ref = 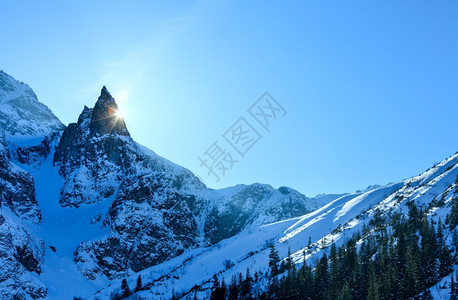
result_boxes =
[92,153,458,299]
[16,136,111,299]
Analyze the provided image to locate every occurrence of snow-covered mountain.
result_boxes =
[0,70,64,137]
[0,71,327,299]
[91,152,457,299]
[0,70,54,299]
[0,70,456,299]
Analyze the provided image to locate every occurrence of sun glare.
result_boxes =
[115,109,124,119]
[113,88,129,120]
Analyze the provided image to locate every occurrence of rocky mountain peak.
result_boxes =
[0,70,64,136]
[90,86,129,136]
[54,87,137,207]
[100,86,111,99]
[77,105,92,126]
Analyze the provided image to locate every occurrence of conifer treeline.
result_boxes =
[210,200,458,300]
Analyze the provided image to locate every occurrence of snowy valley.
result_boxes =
[0,70,456,299]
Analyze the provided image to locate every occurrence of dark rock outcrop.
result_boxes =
[0,131,46,299]
[204,184,317,244]
[0,131,41,223]
[54,88,137,207]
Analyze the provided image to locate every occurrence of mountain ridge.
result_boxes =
[0,71,325,299]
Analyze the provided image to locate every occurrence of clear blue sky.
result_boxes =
[1,1,457,196]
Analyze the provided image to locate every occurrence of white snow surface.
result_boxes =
[428,266,457,299]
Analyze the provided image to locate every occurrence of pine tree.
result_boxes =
[358,238,373,298]
[436,219,445,257]
[228,275,239,300]
[401,246,420,298]
[381,264,398,299]
[329,243,341,300]
[449,195,458,229]
[267,275,280,299]
[286,247,293,272]
[420,218,438,287]
[210,275,227,300]
[341,281,353,300]
[171,289,178,300]
[314,253,329,299]
[241,269,253,300]
[120,279,130,298]
[290,261,299,298]
[408,200,421,229]
[423,288,433,300]
[342,238,357,284]
[394,224,407,278]
[221,279,227,298]
[297,262,313,300]
[268,244,280,277]
[439,245,453,277]
[135,274,142,292]
[449,274,457,300]
[446,178,458,229]
[367,262,379,300]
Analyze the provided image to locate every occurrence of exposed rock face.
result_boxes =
[0,211,47,299]
[204,184,318,244]
[77,182,318,280]
[0,131,40,223]
[7,132,62,170]
[75,192,199,279]
[75,174,201,279]
[54,88,136,207]
[0,132,46,298]
[50,87,199,278]
[74,176,317,280]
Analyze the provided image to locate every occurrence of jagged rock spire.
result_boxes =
[90,86,129,136]
[54,86,134,207]
[77,105,92,125]
[100,86,111,99]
